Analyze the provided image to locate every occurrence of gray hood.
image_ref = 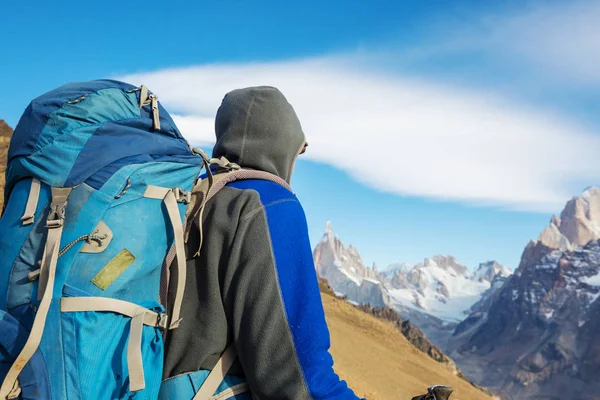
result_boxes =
[213,86,305,183]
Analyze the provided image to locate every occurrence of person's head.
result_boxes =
[213,86,306,183]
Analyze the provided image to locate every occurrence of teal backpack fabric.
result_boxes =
[0,80,203,399]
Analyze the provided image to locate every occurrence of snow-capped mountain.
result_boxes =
[386,256,497,324]
[450,187,600,399]
[313,222,512,347]
[381,262,413,277]
[472,260,512,283]
[313,222,388,307]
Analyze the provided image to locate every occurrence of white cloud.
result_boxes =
[422,0,600,85]
[121,57,600,212]
[171,114,214,147]
[491,0,600,84]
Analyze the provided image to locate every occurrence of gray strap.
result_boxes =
[143,185,170,199]
[186,168,293,258]
[27,269,40,281]
[143,186,187,329]
[38,187,72,301]
[5,380,20,400]
[20,178,40,225]
[163,190,186,329]
[128,310,147,391]
[150,95,160,130]
[188,172,232,256]
[0,187,72,399]
[139,85,149,108]
[193,344,237,400]
[60,297,168,327]
[205,169,292,203]
[210,383,249,400]
[136,85,160,130]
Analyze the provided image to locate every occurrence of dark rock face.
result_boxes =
[449,188,600,399]
[354,303,459,372]
[453,238,600,399]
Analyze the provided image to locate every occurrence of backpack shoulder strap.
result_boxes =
[206,168,292,202]
[192,344,237,400]
[183,154,293,247]
[187,167,292,249]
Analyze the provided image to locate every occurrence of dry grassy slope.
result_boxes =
[0,120,12,208]
[322,293,493,400]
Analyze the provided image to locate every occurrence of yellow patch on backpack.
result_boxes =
[92,249,135,290]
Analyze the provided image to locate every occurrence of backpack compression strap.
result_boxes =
[143,186,190,330]
[20,178,41,226]
[0,187,72,400]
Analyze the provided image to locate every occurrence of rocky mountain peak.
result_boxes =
[472,260,512,283]
[423,255,469,277]
[451,188,600,399]
[314,222,387,307]
[325,220,334,237]
[347,244,363,263]
[536,187,600,251]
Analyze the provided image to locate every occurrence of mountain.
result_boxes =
[451,187,600,400]
[472,261,512,284]
[538,187,600,251]
[313,222,512,348]
[0,119,12,208]
[314,222,389,307]
[320,288,494,400]
[381,262,414,276]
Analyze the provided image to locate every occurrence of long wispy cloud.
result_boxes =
[120,0,600,213]
[410,0,600,87]
[483,0,600,85]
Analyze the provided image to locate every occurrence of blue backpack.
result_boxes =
[0,80,209,399]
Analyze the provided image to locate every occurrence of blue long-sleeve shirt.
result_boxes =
[164,179,363,399]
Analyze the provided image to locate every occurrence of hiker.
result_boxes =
[161,86,364,399]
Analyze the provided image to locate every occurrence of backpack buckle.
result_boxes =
[173,188,191,204]
[46,187,72,229]
[156,313,169,330]
[210,156,241,171]
[46,203,67,229]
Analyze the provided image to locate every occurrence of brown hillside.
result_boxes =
[320,279,459,373]
[0,120,12,208]
[323,293,493,400]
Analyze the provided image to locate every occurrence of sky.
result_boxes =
[1,0,599,270]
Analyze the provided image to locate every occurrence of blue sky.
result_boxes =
[2,0,599,270]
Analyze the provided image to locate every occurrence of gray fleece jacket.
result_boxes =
[163,87,361,399]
